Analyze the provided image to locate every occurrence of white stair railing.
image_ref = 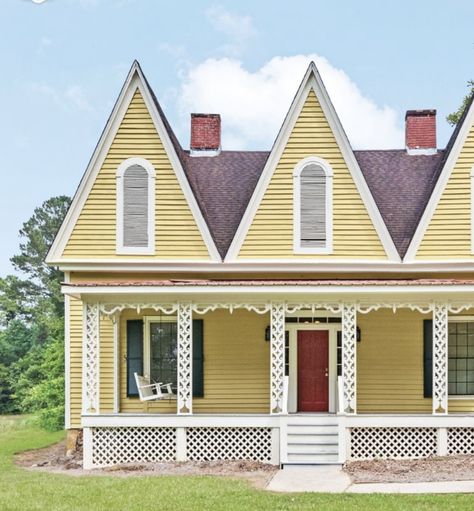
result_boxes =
[282,375,289,415]
[337,375,344,414]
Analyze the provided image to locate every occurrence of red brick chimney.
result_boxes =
[190,114,221,155]
[405,109,437,155]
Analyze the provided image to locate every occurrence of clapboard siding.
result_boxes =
[62,89,210,260]
[119,309,270,414]
[416,124,474,259]
[238,90,387,259]
[69,297,82,428]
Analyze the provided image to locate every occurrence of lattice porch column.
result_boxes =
[177,303,193,415]
[342,303,357,414]
[270,302,285,414]
[433,303,448,415]
[82,302,100,414]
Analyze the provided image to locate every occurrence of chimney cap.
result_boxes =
[405,109,436,120]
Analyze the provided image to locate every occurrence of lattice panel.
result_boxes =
[448,428,474,455]
[270,302,285,414]
[91,427,177,467]
[83,303,100,413]
[350,427,437,460]
[177,303,193,414]
[342,303,357,414]
[186,427,273,462]
[433,303,448,414]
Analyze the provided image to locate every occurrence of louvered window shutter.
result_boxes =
[123,164,148,247]
[300,164,326,247]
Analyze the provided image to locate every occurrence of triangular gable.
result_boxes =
[405,96,474,261]
[225,62,400,262]
[46,62,220,263]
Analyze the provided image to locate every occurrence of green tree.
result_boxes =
[447,80,474,126]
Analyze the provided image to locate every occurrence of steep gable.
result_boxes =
[405,96,474,261]
[47,63,219,263]
[226,64,399,261]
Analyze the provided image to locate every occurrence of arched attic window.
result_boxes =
[116,157,155,254]
[293,157,333,254]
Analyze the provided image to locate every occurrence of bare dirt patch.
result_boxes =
[345,455,474,483]
[14,440,277,489]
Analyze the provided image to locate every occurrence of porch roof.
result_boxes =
[65,278,474,287]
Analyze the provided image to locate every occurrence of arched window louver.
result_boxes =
[116,158,155,254]
[293,157,333,254]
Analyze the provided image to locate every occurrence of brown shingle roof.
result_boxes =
[141,70,451,260]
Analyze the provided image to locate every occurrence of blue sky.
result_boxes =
[1,0,474,274]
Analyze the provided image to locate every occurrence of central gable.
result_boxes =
[228,65,396,261]
[61,87,214,261]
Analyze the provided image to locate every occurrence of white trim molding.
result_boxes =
[116,157,155,255]
[82,302,100,414]
[46,61,221,264]
[293,156,333,254]
[224,61,400,263]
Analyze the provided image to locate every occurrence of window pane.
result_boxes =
[467,383,474,394]
[457,382,467,394]
[150,321,177,391]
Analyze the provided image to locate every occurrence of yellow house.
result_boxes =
[47,61,474,469]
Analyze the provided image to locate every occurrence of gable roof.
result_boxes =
[222,62,401,262]
[49,60,468,265]
[46,61,221,263]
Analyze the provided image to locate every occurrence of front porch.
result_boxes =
[65,280,474,468]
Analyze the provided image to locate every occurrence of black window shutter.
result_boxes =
[127,319,144,397]
[192,319,204,398]
[423,319,433,398]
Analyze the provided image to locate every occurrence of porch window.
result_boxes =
[448,322,474,395]
[149,320,178,392]
[293,156,333,254]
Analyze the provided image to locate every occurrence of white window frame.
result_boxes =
[116,157,155,255]
[293,156,333,254]
[143,315,177,380]
[447,315,474,399]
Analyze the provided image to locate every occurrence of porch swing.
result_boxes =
[134,373,175,401]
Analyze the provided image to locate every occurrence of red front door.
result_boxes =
[297,330,329,412]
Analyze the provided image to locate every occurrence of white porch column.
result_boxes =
[342,303,357,415]
[82,302,100,414]
[177,302,193,415]
[270,301,285,414]
[432,303,448,415]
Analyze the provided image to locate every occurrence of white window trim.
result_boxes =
[116,157,155,255]
[293,156,333,254]
[447,315,474,398]
[143,315,177,379]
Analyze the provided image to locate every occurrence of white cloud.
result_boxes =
[206,6,256,57]
[31,83,94,113]
[177,54,404,150]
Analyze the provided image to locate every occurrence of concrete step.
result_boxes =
[287,425,338,435]
[287,434,338,445]
[288,443,339,455]
[286,452,340,463]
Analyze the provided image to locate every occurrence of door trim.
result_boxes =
[287,323,339,414]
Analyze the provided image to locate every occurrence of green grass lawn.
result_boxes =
[0,416,473,511]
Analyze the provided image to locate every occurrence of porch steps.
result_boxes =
[284,417,340,465]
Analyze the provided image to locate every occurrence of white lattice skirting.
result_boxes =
[448,428,474,455]
[349,427,438,460]
[89,426,275,468]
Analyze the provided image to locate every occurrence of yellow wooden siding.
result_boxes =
[62,89,210,260]
[99,316,114,413]
[69,297,82,428]
[119,309,270,414]
[238,90,387,259]
[416,124,474,259]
